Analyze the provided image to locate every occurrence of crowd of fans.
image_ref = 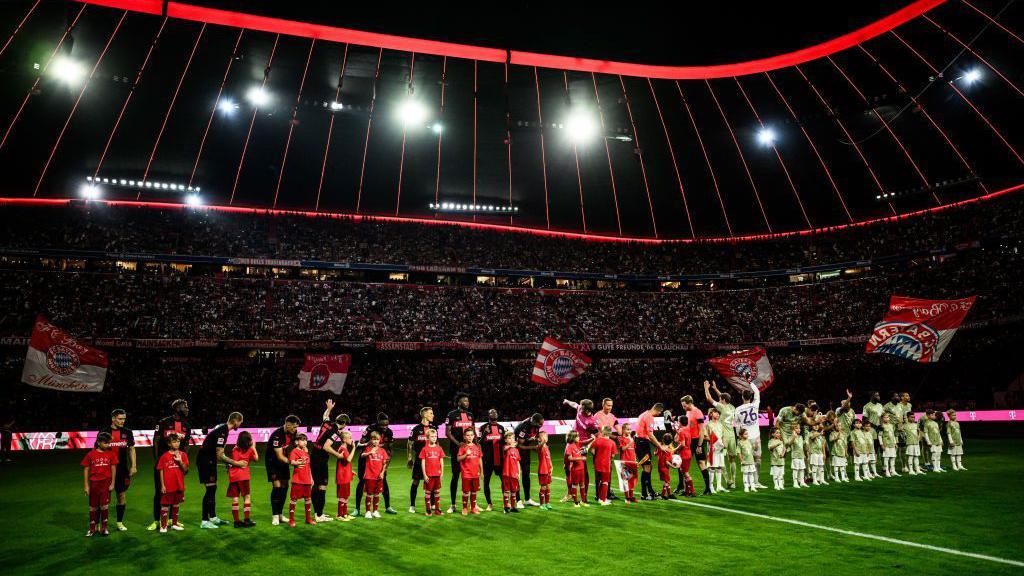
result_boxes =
[1,322,1013,431]
[0,239,1019,344]
[0,191,1021,275]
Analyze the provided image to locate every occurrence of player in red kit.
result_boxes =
[333,430,356,521]
[565,431,589,507]
[419,429,446,517]
[157,433,188,533]
[673,416,695,497]
[362,432,389,519]
[590,426,618,505]
[457,428,484,515]
[288,434,315,527]
[656,433,676,499]
[501,432,521,513]
[618,423,638,503]
[226,431,258,528]
[536,430,553,510]
[81,432,115,536]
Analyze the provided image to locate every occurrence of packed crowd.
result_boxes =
[1,191,1021,275]
[0,237,1020,344]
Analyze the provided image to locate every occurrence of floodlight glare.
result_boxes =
[397,99,427,126]
[329,101,344,111]
[246,87,270,107]
[757,127,776,147]
[431,123,444,134]
[185,193,203,206]
[79,184,100,200]
[564,110,598,143]
[218,98,238,114]
[51,57,84,84]
[962,68,982,85]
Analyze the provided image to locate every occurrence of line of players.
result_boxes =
[78,384,967,536]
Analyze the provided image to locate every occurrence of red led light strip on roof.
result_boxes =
[71,0,948,79]
[3,180,1021,244]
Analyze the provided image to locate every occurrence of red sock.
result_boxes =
[425,490,432,513]
[289,500,296,523]
[244,503,251,520]
[570,486,579,504]
[160,508,167,529]
[598,483,607,501]
[365,494,372,512]
[171,505,179,524]
[305,500,312,523]
[231,500,240,522]
[502,491,510,509]
[100,507,108,532]
[338,500,344,517]
[582,485,588,502]
[89,507,97,532]
[470,492,477,509]
[462,492,469,510]
[432,491,440,512]
[372,494,379,512]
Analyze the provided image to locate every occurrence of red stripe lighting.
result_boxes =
[73,0,947,79]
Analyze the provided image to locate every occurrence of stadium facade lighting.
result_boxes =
[185,193,203,206]
[962,68,982,85]
[85,176,203,195]
[79,184,101,200]
[564,109,598,143]
[51,56,84,85]
[431,122,444,134]
[329,101,344,111]
[757,127,777,147]
[431,202,519,213]
[246,86,270,106]
[397,99,427,127]
[218,98,238,114]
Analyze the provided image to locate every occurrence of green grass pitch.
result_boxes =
[0,436,1021,575]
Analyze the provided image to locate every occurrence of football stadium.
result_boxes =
[0,0,1023,573]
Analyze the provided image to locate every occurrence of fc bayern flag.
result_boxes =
[865,295,975,363]
[21,315,108,393]
[298,354,351,393]
[708,347,774,393]
[531,337,592,387]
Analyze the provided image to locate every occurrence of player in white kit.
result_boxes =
[733,378,764,488]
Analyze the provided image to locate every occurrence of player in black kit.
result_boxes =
[101,409,135,531]
[355,413,396,515]
[310,400,349,522]
[445,393,474,514]
[513,413,545,508]
[148,399,190,531]
[407,406,437,513]
[265,415,300,526]
[478,408,505,511]
[197,412,245,528]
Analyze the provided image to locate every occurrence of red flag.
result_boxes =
[708,347,774,393]
[531,337,591,386]
[298,354,351,393]
[22,315,108,393]
[865,296,975,362]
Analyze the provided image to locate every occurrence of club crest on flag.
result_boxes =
[532,337,591,386]
[298,354,351,393]
[46,344,80,376]
[866,296,975,363]
[22,315,108,393]
[708,346,774,393]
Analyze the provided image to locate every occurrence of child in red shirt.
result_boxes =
[501,432,521,513]
[334,430,356,520]
[288,434,315,527]
[618,423,638,503]
[590,426,618,505]
[362,432,389,519]
[674,416,695,497]
[226,431,258,527]
[564,431,588,507]
[81,432,115,536]
[656,433,676,499]
[536,430,553,510]
[157,433,189,533]
[419,428,446,517]
[457,428,484,515]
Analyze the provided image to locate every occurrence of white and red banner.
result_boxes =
[708,346,774,393]
[297,353,351,393]
[531,337,592,386]
[21,315,108,392]
[866,296,976,362]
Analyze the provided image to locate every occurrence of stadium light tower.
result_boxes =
[246,86,270,107]
[51,56,84,85]
[757,127,777,147]
[397,99,428,127]
[565,109,598,143]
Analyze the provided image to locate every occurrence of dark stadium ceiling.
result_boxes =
[0,0,1021,239]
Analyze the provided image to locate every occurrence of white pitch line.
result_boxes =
[666,498,1024,568]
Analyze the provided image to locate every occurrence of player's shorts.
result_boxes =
[537,474,551,487]
[710,447,725,469]
[657,465,670,483]
[809,453,825,467]
[569,468,586,485]
[635,438,651,461]
[336,482,351,500]
[461,477,480,492]
[724,433,738,456]
[906,445,920,457]
[364,478,383,495]
[290,484,312,500]
[411,458,426,481]
[501,476,519,492]
[594,470,610,485]
[831,456,847,467]
[266,461,289,483]
[482,456,502,474]
[948,445,963,456]
[424,476,442,491]
[226,480,250,498]
[310,450,329,486]
[868,453,877,463]
[853,454,867,465]
[929,445,942,455]
[197,457,218,485]
[882,447,897,458]
[897,431,907,447]
[791,458,806,471]
[160,490,184,506]
[89,479,112,507]
[741,464,756,474]
[114,469,131,493]
[770,465,785,479]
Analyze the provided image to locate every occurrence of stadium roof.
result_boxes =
[1,0,1021,238]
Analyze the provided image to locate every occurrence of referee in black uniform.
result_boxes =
[445,393,474,513]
